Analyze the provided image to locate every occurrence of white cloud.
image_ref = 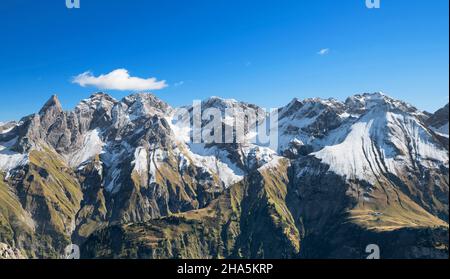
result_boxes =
[72,69,168,91]
[317,48,330,56]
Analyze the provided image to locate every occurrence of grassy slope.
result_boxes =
[1,146,83,258]
[0,172,34,258]
[81,159,301,259]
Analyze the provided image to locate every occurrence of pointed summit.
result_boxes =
[39,94,63,116]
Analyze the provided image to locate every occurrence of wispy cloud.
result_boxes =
[174,81,185,87]
[72,69,168,91]
[317,48,330,56]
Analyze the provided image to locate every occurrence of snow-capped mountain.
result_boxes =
[0,92,448,259]
[279,93,447,183]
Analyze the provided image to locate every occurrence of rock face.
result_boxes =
[0,242,26,259]
[0,92,448,259]
[427,104,449,134]
[426,104,449,150]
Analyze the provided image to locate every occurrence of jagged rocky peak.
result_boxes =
[282,92,421,120]
[74,92,118,118]
[200,96,265,128]
[277,96,349,152]
[201,96,263,114]
[280,97,345,120]
[344,92,421,115]
[39,94,63,116]
[73,92,118,132]
[121,92,172,120]
[9,94,72,152]
[76,92,118,110]
[345,92,387,110]
[278,98,303,119]
[203,96,239,109]
[37,94,66,132]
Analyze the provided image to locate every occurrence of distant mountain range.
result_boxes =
[0,92,448,259]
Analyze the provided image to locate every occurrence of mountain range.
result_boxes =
[0,92,448,259]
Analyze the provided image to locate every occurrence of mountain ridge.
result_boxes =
[0,92,448,259]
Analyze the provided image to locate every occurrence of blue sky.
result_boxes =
[0,0,448,122]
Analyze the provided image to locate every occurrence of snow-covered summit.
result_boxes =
[121,93,172,120]
[1,91,448,189]
[76,92,118,111]
[344,92,424,116]
[310,93,448,184]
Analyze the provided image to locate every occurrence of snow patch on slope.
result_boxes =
[187,143,244,187]
[432,122,449,138]
[167,113,191,143]
[168,111,246,187]
[132,147,148,175]
[240,145,279,170]
[0,137,28,172]
[67,129,105,167]
[148,149,164,184]
[258,154,284,171]
[314,118,383,183]
[313,110,448,184]
[387,113,448,165]
[0,126,14,135]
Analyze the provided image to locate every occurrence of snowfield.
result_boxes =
[0,137,28,172]
[313,100,448,183]
[67,129,105,167]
